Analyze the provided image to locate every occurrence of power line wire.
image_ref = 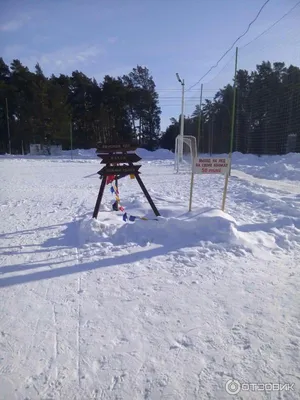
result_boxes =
[203,54,236,85]
[162,1,300,119]
[186,2,299,91]
[186,0,271,92]
[240,0,300,49]
[203,23,298,86]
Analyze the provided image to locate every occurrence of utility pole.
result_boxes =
[70,120,73,160]
[197,84,203,154]
[222,46,239,211]
[211,113,215,156]
[176,73,185,163]
[5,98,11,154]
[229,46,238,176]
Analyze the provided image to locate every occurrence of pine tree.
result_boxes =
[161,61,300,156]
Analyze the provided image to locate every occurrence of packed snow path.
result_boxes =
[0,154,299,400]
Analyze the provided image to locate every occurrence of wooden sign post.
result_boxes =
[93,143,160,219]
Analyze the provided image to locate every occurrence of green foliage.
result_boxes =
[160,61,300,155]
[0,58,161,153]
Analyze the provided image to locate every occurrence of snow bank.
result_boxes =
[79,208,300,258]
[193,152,300,181]
[2,147,300,181]
[62,148,96,158]
[81,208,237,247]
[232,152,300,181]
[136,148,174,160]
[1,147,174,162]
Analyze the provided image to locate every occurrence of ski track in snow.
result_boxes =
[0,155,299,400]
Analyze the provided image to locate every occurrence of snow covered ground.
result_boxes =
[0,150,299,400]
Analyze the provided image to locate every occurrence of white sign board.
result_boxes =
[193,157,229,175]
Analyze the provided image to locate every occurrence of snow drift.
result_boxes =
[79,208,300,259]
[232,152,300,181]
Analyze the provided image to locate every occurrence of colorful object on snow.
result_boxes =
[106,175,115,185]
[110,181,125,212]
[123,212,158,222]
[112,183,157,221]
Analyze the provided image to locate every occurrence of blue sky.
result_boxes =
[1,0,299,130]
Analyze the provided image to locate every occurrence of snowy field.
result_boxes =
[0,149,299,400]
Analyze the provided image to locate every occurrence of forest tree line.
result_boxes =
[161,61,300,155]
[1,58,299,155]
[0,58,161,153]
